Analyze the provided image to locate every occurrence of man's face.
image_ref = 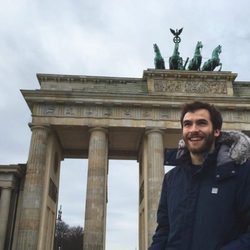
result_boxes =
[182,109,220,155]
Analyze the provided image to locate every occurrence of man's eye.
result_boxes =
[183,122,192,127]
[197,120,208,126]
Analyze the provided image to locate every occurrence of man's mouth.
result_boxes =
[189,137,203,141]
[187,133,205,142]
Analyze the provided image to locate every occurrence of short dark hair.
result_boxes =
[180,101,223,130]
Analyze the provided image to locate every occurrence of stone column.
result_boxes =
[17,125,50,250]
[145,128,164,247]
[0,187,12,250]
[84,127,108,250]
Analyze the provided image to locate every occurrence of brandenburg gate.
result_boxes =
[1,69,250,249]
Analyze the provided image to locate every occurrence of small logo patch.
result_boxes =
[211,187,218,194]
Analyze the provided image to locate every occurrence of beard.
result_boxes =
[183,131,216,155]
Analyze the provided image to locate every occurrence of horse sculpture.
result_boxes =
[202,45,222,71]
[153,43,165,69]
[169,42,189,70]
[188,41,203,71]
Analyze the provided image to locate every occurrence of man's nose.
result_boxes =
[190,123,199,132]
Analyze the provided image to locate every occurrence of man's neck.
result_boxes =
[190,148,217,166]
[190,143,216,166]
[190,153,204,165]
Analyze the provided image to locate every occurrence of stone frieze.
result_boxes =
[34,104,250,123]
[154,79,228,95]
[37,104,179,121]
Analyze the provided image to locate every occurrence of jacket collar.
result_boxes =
[215,143,238,180]
[171,130,250,165]
[169,143,238,180]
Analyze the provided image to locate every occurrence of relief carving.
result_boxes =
[65,106,75,116]
[159,110,170,119]
[124,108,133,117]
[38,103,250,124]
[154,80,183,92]
[39,104,182,121]
[185,81,227,94]
[142,109,153,118]
[103,107,113,117]
[84,106,95,116]
[223,110,250,122]
[154,79,228,95]
[45,105,56,115]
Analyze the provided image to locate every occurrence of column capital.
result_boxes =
[145,127,165,136]
[89,127,108,134]
[28,123,51,132]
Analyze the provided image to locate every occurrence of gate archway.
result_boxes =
[2,69,250,249]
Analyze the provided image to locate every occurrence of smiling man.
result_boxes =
[181,103,221,166]
[149,101,250,250]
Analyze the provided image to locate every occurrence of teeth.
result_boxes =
[190,137,202,141]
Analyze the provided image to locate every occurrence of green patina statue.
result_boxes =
[153,43,165,69]
[202,45,222,71]
[170,28,183,43]
[169,42,189,70]
[152,28,223,72]
[188,41,203,71]
[169,28,189,70]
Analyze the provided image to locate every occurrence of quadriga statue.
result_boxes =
[202,45,222,71]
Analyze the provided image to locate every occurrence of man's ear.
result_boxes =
[214,129,221,137]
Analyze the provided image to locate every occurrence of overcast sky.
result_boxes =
[1,0,250,249]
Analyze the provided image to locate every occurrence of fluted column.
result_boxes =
[0,187,12,250]
[145,128,164,246]
[17,125,50,250]
[84,127,108,250]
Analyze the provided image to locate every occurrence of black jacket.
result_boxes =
[149,137,250,250]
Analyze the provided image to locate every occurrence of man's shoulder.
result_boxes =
[164,165,185,180]
[218,131,250,165]
[237,159,250,175]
